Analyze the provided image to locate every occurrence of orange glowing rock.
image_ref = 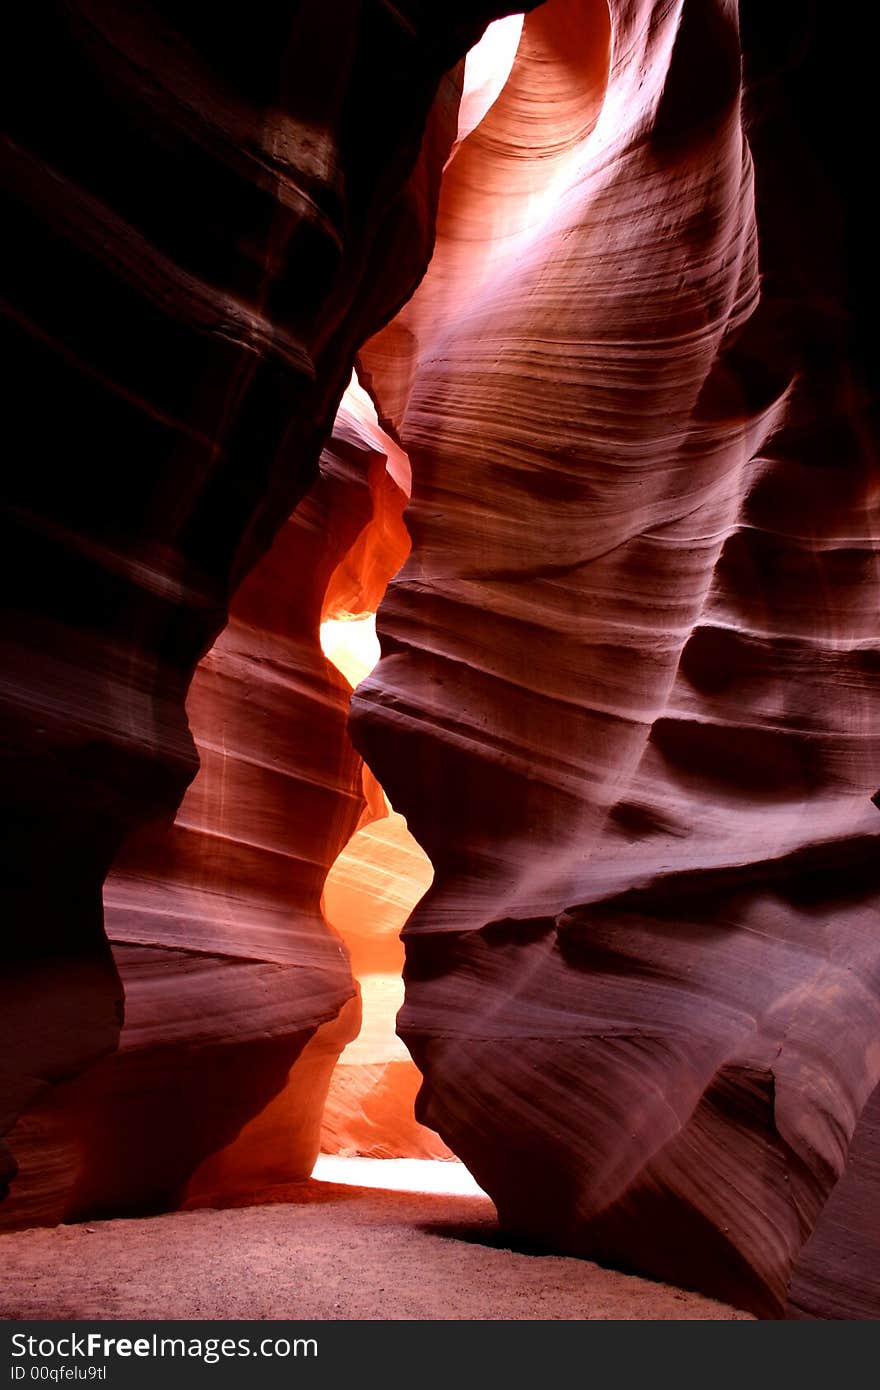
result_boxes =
[319,806,446,1158]
[317,388,446,1156]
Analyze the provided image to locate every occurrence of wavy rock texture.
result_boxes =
[319,761,446,1159]
[787,1082,880,1321]
[354,0,880,1317]
[1,0,535,1195]
[1,393,381,1227]
[0,356,454,1224]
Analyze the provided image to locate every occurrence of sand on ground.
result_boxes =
[0,1170,751,1321]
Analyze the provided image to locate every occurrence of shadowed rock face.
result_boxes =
[0,397,392,1227]
[354,0,880,1317]
[787,1081,880,1321]
[0,1,534,1197]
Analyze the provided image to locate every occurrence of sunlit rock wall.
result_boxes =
[354,0,880,1317]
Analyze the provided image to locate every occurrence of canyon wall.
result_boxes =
[2,395,378,1226]
[355,0,879,1317]
[1,0,532,1200]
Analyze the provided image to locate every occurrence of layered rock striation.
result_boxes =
[2,387,389,1224]
[354,0,880,1316]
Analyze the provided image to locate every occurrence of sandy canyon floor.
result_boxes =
[0,1159,750,1321]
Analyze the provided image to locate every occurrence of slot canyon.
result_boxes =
[1,0,877,1322]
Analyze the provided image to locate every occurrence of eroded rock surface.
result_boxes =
[354,0,880,1316]
[2,395,389,1224]
[1,0,533,1200]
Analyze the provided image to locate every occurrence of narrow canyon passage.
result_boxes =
[310,15,535,1176]
[316,374,449,1164]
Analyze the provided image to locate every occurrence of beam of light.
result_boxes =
[457,13,525,146]
[311,1154,487,1198]
[319,612,380,690]
[338,370,412,496]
